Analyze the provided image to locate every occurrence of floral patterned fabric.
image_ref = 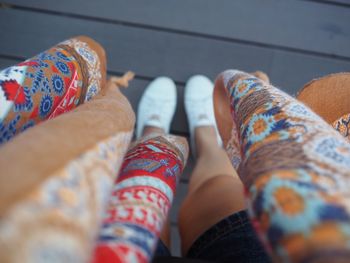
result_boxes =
[222,70,350,262]
[0,38,137,263]
[0,38,102,144]
[0,37,190,263]
[333,113,350,142]
[0,132,133,263]
[3,36,350,263]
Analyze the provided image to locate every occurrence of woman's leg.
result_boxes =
[214,70,350,262]
[0,78,135,263]
[93,77,189,263]
[178,75,249,255]
[178,125,245,254]
[93,127,188,263]
[0,36,106,144]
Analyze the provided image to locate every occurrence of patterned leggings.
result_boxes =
[1,35,350,263]
[93,135,188,263]
[220,70,350,262]
[0,37,188,263]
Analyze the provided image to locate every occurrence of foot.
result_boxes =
[184,75,222,156]
[136,77,177,138]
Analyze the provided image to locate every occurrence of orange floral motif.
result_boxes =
[274,187,305,215]
[224,71,350,262]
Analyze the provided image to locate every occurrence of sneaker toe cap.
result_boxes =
[185,75,214,99]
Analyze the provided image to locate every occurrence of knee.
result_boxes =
[178,174,244,224]
[177,175,245,254]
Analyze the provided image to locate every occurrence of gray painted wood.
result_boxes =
[0,57,20,69]
[170,224,181,256]
[122,78,189,134]
[330,0,350,5]
[0,9,272,84]
[5,0,350,58]
[169,180,190,256]
[2,9,350,134]
[0,8,273,136]
[269,50,350,95]
[309,0,350,6]
[1,8,350,92]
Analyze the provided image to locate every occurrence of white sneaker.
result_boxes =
[136,77,177,138]
[184,75,222,155]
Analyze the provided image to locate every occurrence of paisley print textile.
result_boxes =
[333,113,350,141]
[0,37,102,144]
[0,132,133,263]
[222,70,350,262]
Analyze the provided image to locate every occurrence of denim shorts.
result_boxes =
[153,210,271,263]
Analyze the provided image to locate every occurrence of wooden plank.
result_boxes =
[0,9,273,84]
[0,8,273,135]
[169,180,190,255]
[0,57,20,69]
[5,0,350,58]
[122,79,189,134]
[170,224,181,256]
[270,50,350,95]
[2,8,350,94]
[307,0,350,7]
[329,0,350,5]
[2,9,350,133]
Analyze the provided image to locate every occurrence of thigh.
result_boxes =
[178,174,245,254]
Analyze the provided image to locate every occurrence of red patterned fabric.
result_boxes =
[93,135,188,263]
[0,38,103,144]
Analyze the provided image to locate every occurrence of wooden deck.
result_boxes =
[1,0,350,256]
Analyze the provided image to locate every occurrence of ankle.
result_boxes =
[142,126,165,137]
[195,126,221,156]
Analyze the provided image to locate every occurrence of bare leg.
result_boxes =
[178,126,245,254]
[213,70,350,262]
[142,126,165,137]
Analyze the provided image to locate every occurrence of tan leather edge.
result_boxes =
[296,72,350,99]
[296,72,350,124]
